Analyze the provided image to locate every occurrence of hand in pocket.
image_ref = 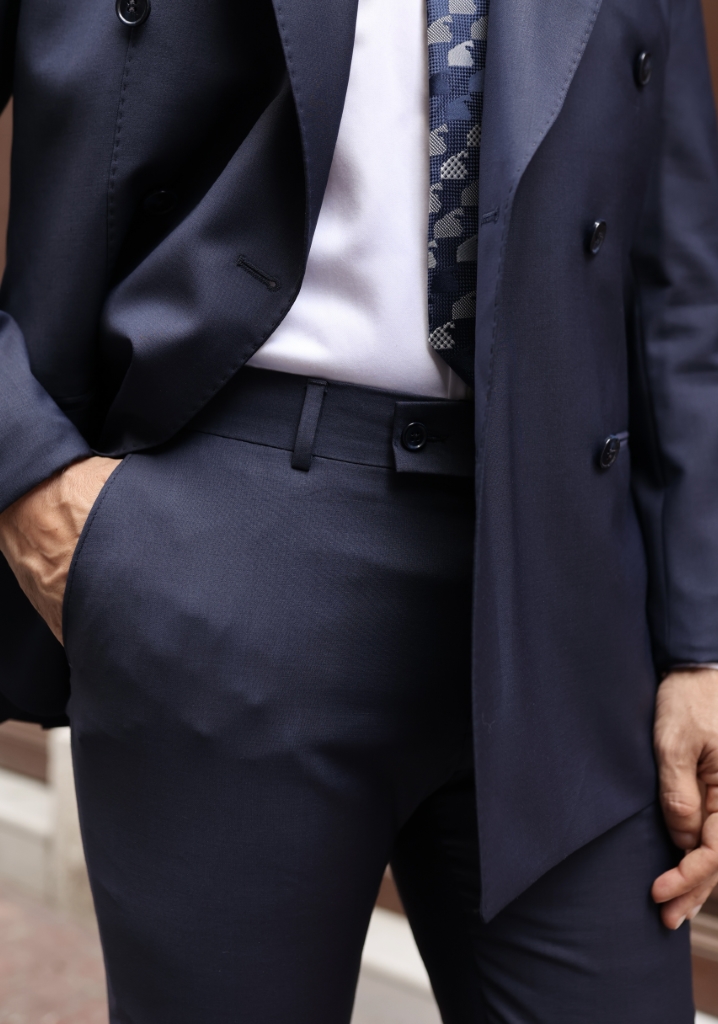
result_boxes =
[0,456,122,644]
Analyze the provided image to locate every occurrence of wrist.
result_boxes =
[662,664,718,680]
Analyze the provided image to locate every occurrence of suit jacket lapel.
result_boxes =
[271,0,360,251]
[481,0,604,205]
[474,0,604,432]
[272,0,603,361]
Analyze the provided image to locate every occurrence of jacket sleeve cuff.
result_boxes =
[662,663,718,679]
[668,663,718,672]
[0,312,93,511]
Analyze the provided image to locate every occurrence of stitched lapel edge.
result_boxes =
[473,0,605,460]
[270,0,360,254]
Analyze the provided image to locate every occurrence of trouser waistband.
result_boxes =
[190,367,475,477]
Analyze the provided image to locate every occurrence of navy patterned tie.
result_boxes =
[426,0,488,387]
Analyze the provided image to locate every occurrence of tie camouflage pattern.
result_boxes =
[426,0,488,386]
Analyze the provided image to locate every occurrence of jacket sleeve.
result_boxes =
[0,312,93,509]
[630,0,718,669]
[0,0,92,512]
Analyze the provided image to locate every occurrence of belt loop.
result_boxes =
[292,379,327,471]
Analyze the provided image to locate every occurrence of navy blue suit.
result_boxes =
[0,0,714,1016]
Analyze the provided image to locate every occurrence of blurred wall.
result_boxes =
[704,0,718,112]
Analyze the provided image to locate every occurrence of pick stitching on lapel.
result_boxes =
[271,0,360,253]
[481,0,605,200]
[473,0,605,468]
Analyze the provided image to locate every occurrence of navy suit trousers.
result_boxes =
[62,368,692,1022]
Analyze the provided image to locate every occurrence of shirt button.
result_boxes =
[402,422,428,451]
[143,189,177,215]
[587,220,607,255]
[599,435,621,469]
[116,0,150,27]
[635,51,652,87]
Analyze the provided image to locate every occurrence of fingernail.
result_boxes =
[689,905,704,921]
[675,916,686,929]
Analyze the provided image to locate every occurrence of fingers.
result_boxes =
[652,868,716,930]
[0,457,122,647]
[652,845,718,903]
[707,785,718,815]
[656,743,703,850]
[653,811,718,928]
[654,884,712,930]
[654,670,718,848]
[659,776,703,850]
[653,674,718,927]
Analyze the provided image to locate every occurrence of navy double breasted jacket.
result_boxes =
[0,0,717,915]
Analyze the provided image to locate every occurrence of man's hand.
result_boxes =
[653,668,718,928]
[0,457,122,645]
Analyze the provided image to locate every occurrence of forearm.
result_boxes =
[0,313,93,512]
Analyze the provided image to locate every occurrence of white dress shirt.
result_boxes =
[249,0,469,400]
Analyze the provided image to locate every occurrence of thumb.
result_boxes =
[658,749,703,850]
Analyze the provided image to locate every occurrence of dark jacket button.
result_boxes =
[587,220,607,255]
[599,435,621,469]
[116,0,150,27]
[143,189,177,215]
[635,51,652,87]
[402,422,428,451]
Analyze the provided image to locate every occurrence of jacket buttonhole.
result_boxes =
[236,255,281,292]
